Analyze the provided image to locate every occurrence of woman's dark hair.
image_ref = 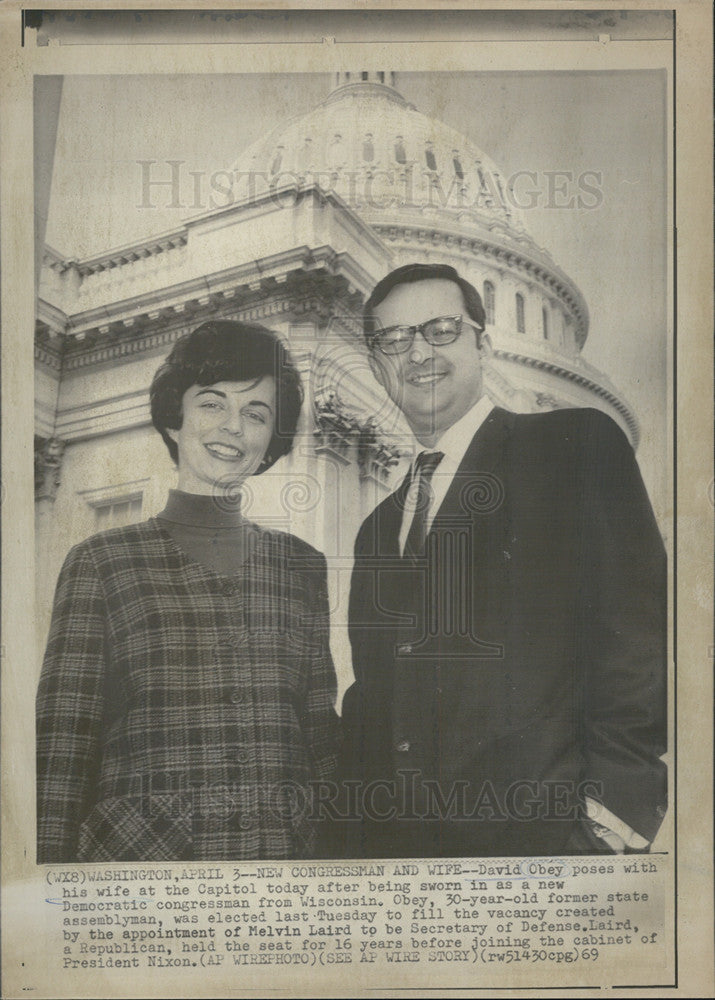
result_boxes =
[363,262,486,344]
[150,320,303,473]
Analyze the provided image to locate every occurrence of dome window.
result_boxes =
[542,307,549,340]
[483,281,495,326]
[298,138,312,170]
[495,174,506,205]
[452,154,464,180]
[394,138,407,164]
[363,133,375,162]
[328,134,344,170]
[515,293,526,334]
[270,147,284,176]
[425,143,438,172]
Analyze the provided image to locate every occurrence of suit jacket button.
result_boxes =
[234,749,250,764]
[222,581,237,596]
[229,689,244,705]
[397,643,413,655]
[239,812,258,830]
[394,739,411,753]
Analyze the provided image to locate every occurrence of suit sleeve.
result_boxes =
[36,544,107,862]
[576,411,667,842]
[318,531,372,858]
[338,515,395,791]
[340,521,374,782]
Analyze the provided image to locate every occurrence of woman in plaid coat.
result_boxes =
[37,322,340,862]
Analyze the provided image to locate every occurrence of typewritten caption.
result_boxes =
[39,856,671,989]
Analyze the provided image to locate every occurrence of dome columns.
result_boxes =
[333,71,397,91]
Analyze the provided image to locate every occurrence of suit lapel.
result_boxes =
[425,407,513,650]
[375,469,413,557]
[430,406,513,532]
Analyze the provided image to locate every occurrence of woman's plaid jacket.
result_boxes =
[36,517,340,862]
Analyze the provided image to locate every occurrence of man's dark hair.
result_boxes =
[363,262,486,345]
[150,320,303,472]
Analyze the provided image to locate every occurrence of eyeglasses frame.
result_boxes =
[368,314,485,356]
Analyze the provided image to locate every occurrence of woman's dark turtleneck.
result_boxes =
[157,489,260,576]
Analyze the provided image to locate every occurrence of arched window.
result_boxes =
[425,144,437,172]
[542,307,549,340]
[515,293,525,333]
[394,138,407,164]
[452,155,464,180]
[362,133,374,162]
[483,281,495,326]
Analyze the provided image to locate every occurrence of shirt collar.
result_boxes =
[409,395,494,470]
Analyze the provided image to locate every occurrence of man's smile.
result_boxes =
[406,368,448,387]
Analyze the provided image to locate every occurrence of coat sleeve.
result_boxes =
[36,543,107,862]
[320,530,372,858]
[340,538,363,765]
[575,410,667,842]
[339,520,376,782]
[337,516,395,793]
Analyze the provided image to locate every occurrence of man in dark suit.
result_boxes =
[339,262,667,857]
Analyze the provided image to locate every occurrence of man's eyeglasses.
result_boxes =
[368,314,482,356]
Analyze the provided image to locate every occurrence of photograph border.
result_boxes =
[2,3,712,998]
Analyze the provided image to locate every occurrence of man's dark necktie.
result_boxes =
[403,450,444,558]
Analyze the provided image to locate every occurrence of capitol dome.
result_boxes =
[233,72,527,225]
[229,72,637,445]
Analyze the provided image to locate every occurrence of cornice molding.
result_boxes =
[38,262,367,373]
[35,341,63,372]
[38,244,371,347]
[44,231,189,278]
[495,348,639,447]
[373,221,589,347]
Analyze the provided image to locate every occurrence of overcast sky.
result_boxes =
[44,69,669,517]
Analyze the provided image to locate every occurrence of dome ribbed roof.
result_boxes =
[231,75,529,236]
